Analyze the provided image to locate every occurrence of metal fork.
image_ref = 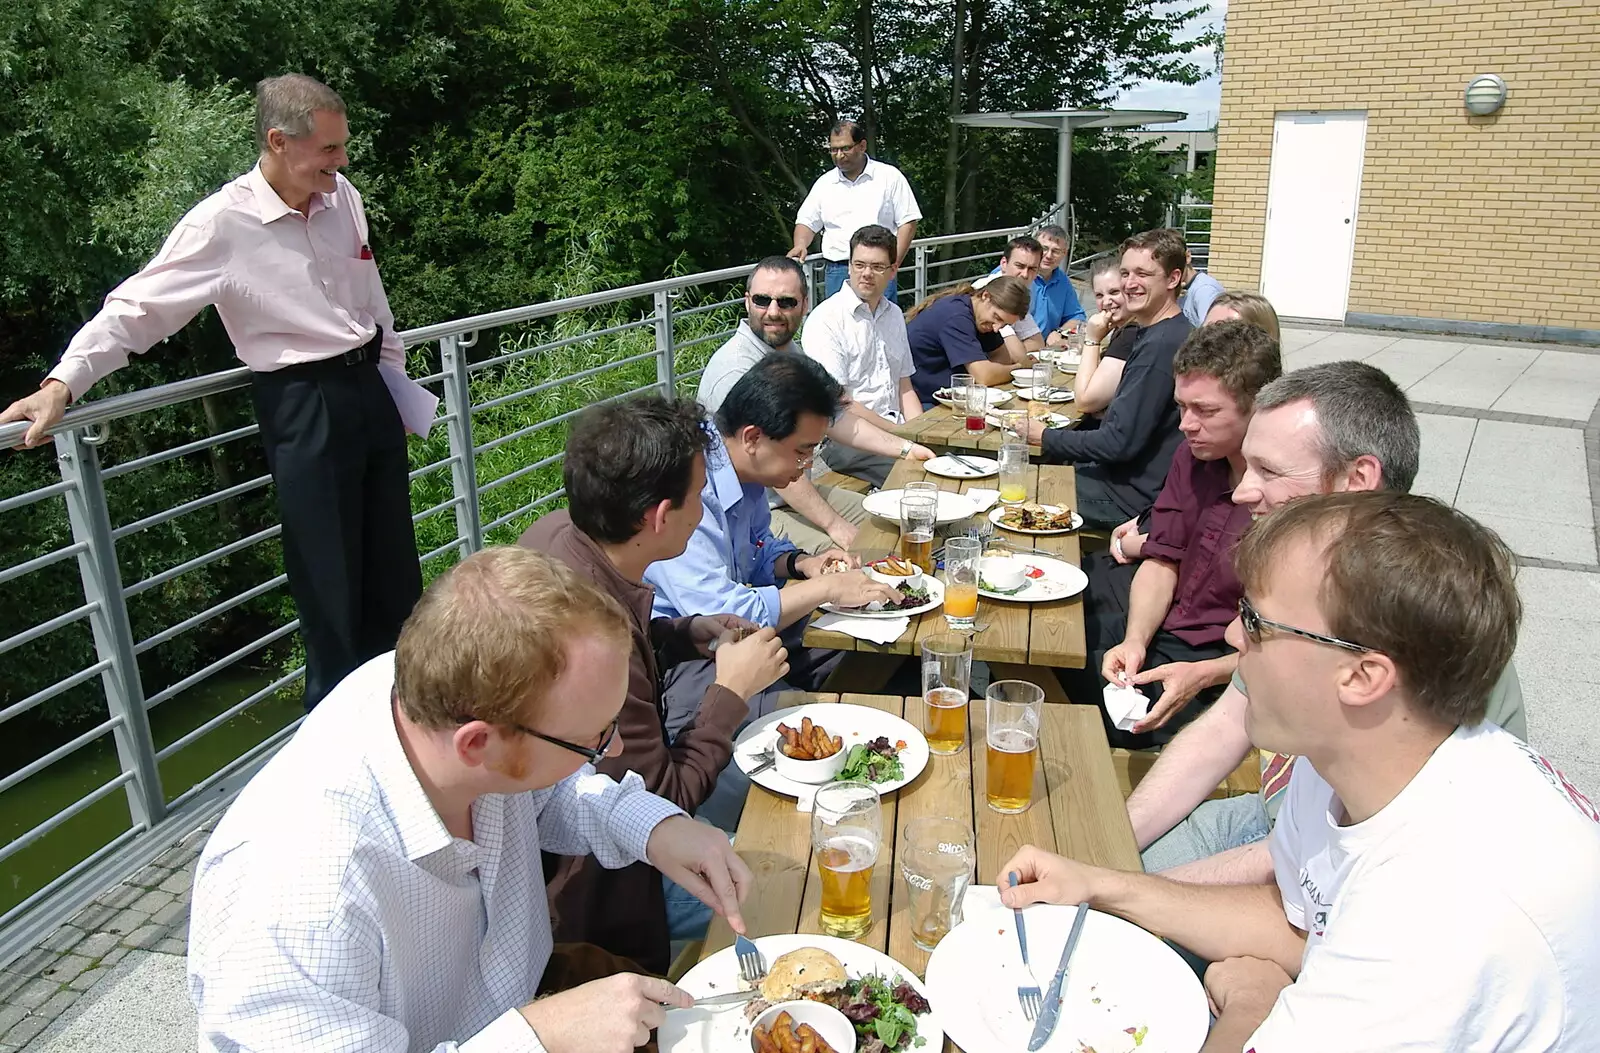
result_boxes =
[735,933,767,985]
[1010,871,1044,1020]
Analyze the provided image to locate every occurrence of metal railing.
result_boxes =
[0,209,1057,967]
[1177,202,1213,271]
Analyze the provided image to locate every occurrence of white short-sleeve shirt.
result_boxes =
[801,284,914,421]
[1247,723,1600,1051]
[794,158,922,262]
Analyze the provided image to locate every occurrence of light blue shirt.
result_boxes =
[1181,272,1226,326]
[986,266,1087,333]
[643,428,799,627]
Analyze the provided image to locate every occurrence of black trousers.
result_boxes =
[250,347,423,709]
[1058,551,1228,749]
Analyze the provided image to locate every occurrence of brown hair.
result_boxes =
[1120,228,1188,280]
[1172,320,1282,412]
[1089,255,1121,285]
[904,274,1031,322]
[1234,491,1520,727]
[1208,291,1282,345]
[393,547,630,730]
[255,74,346,151]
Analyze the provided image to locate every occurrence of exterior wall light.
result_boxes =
[1464,74,1507,115]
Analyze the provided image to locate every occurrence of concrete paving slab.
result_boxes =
[1512,567,1600,801]
[1412,414,1477,505]
[1491,350,1600,421]
[1365,340,1464,390]
[1280,328,1329,353]
[28,952,192,1053]
[1407,344,1539,410]
[1288,330,1400,360]
[1454,420,1595,563]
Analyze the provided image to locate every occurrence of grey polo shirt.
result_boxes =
[696,321,796,414]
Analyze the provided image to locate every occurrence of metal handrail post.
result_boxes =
[653,289,676,393]
[440,335,483,555]
[53,428,166,829]
[914,244,929,304]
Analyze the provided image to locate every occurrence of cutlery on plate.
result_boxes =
[950,454,987,473]
[1026,901,1090,1051]
[745,749,777,776]
[676,989,760,1010]
[734,933,767,985]
[1009,871,1043,1021]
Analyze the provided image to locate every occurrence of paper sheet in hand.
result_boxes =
[380,364,440,436]
[1102,682,1149,731]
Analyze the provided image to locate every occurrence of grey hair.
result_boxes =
[255,74,346,151]
[1254,361,1420,493]
[1036,223,1069,244]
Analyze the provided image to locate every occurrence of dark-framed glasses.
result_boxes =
[458,714,621,764]
[1238,597,1375,654]
[749,293,801,310]
[850,260,892,275]
[826,142,863,156]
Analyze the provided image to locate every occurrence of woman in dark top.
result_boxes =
[905,276,1031,405]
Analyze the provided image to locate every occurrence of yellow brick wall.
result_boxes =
[1209,0,1600,329]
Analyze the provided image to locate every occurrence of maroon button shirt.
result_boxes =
[1140,441,1254,647]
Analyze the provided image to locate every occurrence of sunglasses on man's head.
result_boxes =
[750,293,802,310]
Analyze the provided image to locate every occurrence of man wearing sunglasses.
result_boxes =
[1127,361,1526,887]
[190,547,751,1053]
[788,120,921,302]
[1002,492,1599,1051]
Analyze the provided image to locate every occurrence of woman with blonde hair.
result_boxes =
[1203,291,1280,345]
[905,275,1031,405]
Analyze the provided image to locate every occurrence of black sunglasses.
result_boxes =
[749,293,802,310]
[1238,597,1375,654]
[457,714,621,764]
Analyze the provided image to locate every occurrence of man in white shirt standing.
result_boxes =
[0,74,430,710]
[801,224,923,487]
[1001,491,1600,1051]
[189,546,751,1053]
[788,121,921,304]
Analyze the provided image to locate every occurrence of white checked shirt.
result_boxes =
[48,165,405,401]
[801,284,914,421]
[795,158,922,262]
[187,654,683,1053]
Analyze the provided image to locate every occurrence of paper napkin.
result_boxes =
[966,488,1001,514]
[1103,681,1150,732]
[811,612,911,645]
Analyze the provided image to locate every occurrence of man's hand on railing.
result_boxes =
[0,380,71,449]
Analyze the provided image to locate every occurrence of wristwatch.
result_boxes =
[898,439,913,458]
[1083,340,1100,350]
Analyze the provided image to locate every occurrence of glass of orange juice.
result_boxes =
[998,443,1029,505]
[941,536,980,630]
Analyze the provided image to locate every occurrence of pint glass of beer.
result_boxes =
[812,780,882,939]
[985,681,1044,813]
[921,633,973,754]
[899,493,937,574]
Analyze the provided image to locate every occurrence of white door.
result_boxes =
[1259,111,1367,321]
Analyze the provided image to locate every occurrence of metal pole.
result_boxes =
[914,244,929,305]
[440,335,483,555]
[54,428,166,830]
[653,289,677,394]
[1056,120,1073,229]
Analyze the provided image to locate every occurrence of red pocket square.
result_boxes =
[359,244,374,260]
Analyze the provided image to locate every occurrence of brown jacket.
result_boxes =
[517,510,746,973]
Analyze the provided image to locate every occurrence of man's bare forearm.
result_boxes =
[774,476,845,534]
[843,400,897,433]
[1127,685,1254,848]
[1123,559,1179,651]
[828,414,903,457]
[1088,869,1305,975]
[895,222,916,269]
[791,225,816,256]
[1201,1002,1275,1053]
[1159,841,1276,886]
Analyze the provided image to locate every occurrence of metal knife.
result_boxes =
[1026,901,1090,1051]
[691,988,761,1008]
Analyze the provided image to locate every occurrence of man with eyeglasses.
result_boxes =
[788,120,921,302]
[189,546,752,1053]
[801,224,925,487]
[1033,223,1089,344]
[1126,361,1525,887]
[1001,492,1600,1051]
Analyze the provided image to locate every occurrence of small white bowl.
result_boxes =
[1009,366,1048,387]
[771,732,849,784]
[865,558,923,588]
[750,1001,858,1053]
[980,555,1026,592]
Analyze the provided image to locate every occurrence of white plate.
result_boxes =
[933,387,1013,409]
[731,702,930,798]
[989,504,1084,535]
[862,488,978,525]
[1014,386,1076,404]
[925,888,1208,1053]
[660,933,944,1053]
[976,552,1088,602]
[925,455,999,479]
[820,575,944,618]
[986,410,1074,431]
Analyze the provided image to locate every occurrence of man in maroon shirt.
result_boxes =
[1066,321,1282,748]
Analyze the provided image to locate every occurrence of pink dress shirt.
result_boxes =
[48,165,405,402]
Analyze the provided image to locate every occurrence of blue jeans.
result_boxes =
[824,260,899,304]
[1140,793,1272,873]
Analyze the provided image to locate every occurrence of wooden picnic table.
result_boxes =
[893,381,1084,456]
[696,691,1141,1051]
[803,458,1087,668]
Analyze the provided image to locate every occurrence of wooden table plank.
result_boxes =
[1023,465,1088,668]
[794,693,905,952]
[701,692,838,957]
[969,692,1058,888]
[1040,706,1143,873]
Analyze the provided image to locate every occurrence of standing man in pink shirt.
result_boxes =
[0,74,427,709]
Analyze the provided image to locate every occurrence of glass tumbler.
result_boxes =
[985,680,1044,814]
[813,780,882,939]
[921,633,973,754]
[899,816,975,950]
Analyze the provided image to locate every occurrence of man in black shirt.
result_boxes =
[1026,229,1193,528]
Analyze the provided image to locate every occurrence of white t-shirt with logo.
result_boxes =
[1248,723,1600,1051]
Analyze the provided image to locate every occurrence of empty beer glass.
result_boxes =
[985,681,1044,814]
[921,633,973,754]
[812,780,882,939]
[899,816,975,950]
